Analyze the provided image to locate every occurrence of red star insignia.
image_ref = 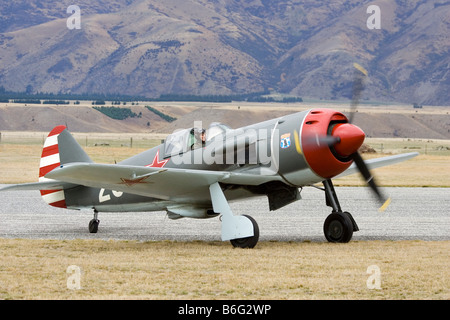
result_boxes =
[119,176,150,187]
[145,150,169,168]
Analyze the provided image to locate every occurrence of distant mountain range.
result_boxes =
[0,0,449,105]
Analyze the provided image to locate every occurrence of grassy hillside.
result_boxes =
[0,1,448,105]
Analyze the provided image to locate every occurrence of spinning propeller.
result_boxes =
[339,63,391,210]
[346,63,391,211]
[299,63,391,211]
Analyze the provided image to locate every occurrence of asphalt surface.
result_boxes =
[0,186,448,242]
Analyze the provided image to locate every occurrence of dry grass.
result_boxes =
[0,239,448,300]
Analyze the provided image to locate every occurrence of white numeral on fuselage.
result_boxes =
[99,188,123,203]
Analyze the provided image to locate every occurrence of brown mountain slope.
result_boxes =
[0,104,187,133]
[0,0,449,105]
[0,103,449,139]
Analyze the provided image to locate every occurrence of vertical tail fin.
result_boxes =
[39,126,92,208]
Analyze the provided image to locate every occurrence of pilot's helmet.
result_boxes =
[195,128,205,137]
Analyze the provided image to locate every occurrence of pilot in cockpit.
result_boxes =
[190,128,206,150]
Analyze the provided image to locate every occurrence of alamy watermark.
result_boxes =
[66,265,82,290]
[167,121,280,172]
[366,264,382,289]
[67,5,81,30]
[367,5,381,30]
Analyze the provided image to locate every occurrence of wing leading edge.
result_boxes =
[335,152,419,178]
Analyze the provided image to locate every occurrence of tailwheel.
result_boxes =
[323,212,354,243]
[89,219,99,233]
[230,215,259,248]
[89,210,100,233]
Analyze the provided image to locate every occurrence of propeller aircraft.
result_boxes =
[0,64,418,248]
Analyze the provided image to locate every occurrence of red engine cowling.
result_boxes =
[301,109,365,179]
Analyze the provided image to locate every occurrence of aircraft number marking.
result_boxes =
[99,188,124,203]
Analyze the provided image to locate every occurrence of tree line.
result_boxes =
[0,86,148,102]
[92,106,141,120]
[0,87,302,103]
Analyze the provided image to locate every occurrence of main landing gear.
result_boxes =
[322,179,359,243]
[89,209,100,233]
[210,182,260,248]
[229,215,260,248]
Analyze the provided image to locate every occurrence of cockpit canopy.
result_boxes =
[163,122,231,158]
[163,128,192,157]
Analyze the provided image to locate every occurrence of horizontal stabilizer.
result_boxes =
[0,180,76,192]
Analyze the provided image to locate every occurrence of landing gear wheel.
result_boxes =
[323,212,353,243]
[230,215,259,248]
[89,219,99,233]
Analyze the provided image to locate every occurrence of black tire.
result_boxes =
[89,219,99,233]
[230,215,259,248]
[323,212,353,243]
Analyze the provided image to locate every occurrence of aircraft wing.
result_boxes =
[335,152,419,178]
[41,162,282,201]
[1,153,418,200]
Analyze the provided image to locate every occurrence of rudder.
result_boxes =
[39,126,92,208]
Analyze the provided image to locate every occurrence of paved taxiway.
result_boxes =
[0,186,448,242]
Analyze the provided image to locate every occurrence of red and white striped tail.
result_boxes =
[39,125,67,208]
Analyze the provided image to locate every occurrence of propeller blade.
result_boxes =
[345,64,390,210]
[348,63,368,124]
[351,152,391,211]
